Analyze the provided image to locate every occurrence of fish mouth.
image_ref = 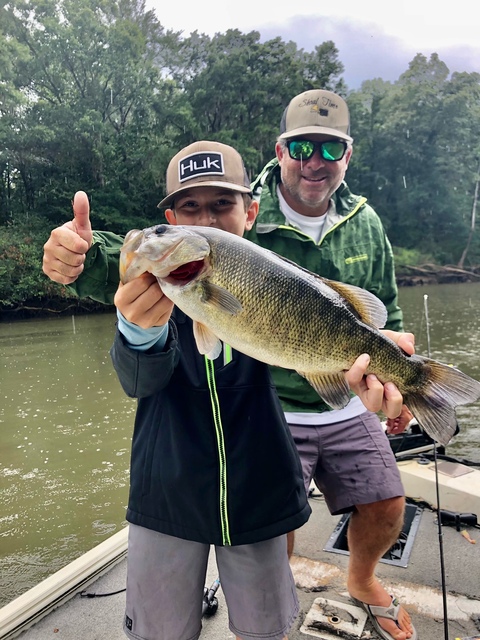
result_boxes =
[162,259,206,285]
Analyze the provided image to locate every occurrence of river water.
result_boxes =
[1,282,479,606]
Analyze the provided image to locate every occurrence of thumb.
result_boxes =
[72,191,93,247]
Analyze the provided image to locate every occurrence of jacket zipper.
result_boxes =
[204,354,231,545]
[317,197,367,245]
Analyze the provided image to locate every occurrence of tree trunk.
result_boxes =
[458,158,479,269]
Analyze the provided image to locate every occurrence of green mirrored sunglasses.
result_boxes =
[287,139,348,162]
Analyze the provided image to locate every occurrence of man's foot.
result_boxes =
[348,579,415,640]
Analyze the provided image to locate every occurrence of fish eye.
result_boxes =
[155,225,168,235]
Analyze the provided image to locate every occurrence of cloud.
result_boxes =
[257,15,480,90]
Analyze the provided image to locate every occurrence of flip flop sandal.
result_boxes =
[352,596,418,640]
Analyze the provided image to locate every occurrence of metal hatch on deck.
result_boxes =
[323,503,422,567]
[300,597,369,639]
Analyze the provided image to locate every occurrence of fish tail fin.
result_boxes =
[406,357,480,446]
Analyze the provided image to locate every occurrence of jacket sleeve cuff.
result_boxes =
[110,323,179,398]
[116,310,168,352]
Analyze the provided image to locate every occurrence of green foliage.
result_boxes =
[169,30,345,177]
[392,246,434,269]
[0,215,110,316]
[0,217,70,308]
[0,0,479,314]
[347,55,480,264]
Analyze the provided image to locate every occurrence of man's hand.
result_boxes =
[42,191,93,284]
[386,405,415,434]
[382,330,415,356]
[114,273,174,329]
[345,331,415,420]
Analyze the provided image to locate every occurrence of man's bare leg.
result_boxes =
[346,497,414,640]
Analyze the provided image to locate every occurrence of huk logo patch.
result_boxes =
[178,151,225,183]
[125,615,133,631]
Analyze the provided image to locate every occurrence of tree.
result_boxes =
[346,78,394,202]
[347,54,480,264]
[1,0,182,231]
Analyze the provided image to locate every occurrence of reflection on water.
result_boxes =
[0,313,135,606]
[398,282,480,459]
[0,283,479,607]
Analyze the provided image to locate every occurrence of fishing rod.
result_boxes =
[82,577,222,620]
[423,294,450,640]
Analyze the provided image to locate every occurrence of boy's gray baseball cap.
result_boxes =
[279,89,353,143]
[158,141,252,208]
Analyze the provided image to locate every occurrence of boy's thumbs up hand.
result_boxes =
[42,191,94,284]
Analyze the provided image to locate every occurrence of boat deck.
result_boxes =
[6,474,480,640]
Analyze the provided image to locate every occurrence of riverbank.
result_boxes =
[1,266,479,321]
[396,264,480,287]
[0,299,114,321]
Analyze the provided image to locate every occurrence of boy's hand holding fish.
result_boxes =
[115,272,174,329]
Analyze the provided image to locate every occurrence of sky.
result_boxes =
[144,0,480,89]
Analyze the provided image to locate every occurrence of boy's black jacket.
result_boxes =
[110,309,311,546]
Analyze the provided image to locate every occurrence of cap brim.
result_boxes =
[279,125,353,144]
[157,181,252,209]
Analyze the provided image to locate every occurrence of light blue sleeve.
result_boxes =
[116,309,168,352]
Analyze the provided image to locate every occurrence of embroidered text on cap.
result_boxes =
[179,152,225,183]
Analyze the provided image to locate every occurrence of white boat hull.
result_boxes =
[397,457,480,518]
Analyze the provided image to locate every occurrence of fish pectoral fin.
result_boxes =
[299,371,352,410]
[193,321,223,360]
[200,282,243,315]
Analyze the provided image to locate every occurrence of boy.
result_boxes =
[110,141,311,640]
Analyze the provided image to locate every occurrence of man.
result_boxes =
[245,89,415,640]
[43,93,416,640]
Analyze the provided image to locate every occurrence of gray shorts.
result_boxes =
[123,524,298,640]
[288,411,405,515]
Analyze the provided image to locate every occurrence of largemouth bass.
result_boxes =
[120,224,480,446]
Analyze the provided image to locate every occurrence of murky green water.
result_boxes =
[397,282,480,460]
[0,312,135,605]
[0,282,479,606]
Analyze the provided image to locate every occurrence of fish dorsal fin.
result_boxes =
[269,251,387,328]
[323,280,388,329]
[193,321,222,360]
[200,282,243,315]
[298,371,352,410]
